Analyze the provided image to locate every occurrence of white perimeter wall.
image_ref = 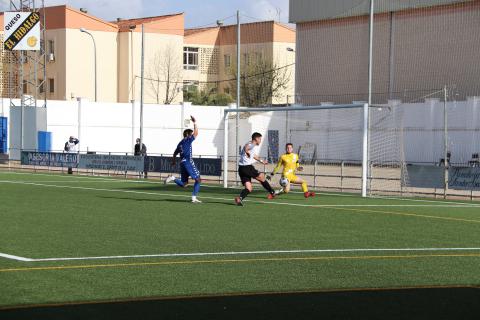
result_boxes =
[2,97,479,164]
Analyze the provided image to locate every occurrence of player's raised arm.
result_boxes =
[191,115,198,138]
[267,157,282,180]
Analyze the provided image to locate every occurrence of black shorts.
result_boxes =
[238,165,261,185]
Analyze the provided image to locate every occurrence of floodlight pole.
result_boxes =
[235,10,241,179]
[139,24,145,149]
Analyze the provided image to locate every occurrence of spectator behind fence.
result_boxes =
[64,136,79,174]
[135,138,147,178]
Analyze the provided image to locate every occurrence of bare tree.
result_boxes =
[229,55,291,107]
[147,44,182,104]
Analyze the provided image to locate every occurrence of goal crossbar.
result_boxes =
[223,103,370,197]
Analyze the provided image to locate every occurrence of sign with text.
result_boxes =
[21,151,78,167]
[145,156,222,176]
[4,12,41,51]
[448,167,480,190]
[79,154,144,171]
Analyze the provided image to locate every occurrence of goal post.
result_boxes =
[223,103,370,197]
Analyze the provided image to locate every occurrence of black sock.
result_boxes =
[240,189,250,200]
[261,180,275,194]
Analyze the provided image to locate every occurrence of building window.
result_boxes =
[224,54,231,68]
[224,87,230,94]
[48,40,55,55]
[183,47,198,70]
[49,78,54,93]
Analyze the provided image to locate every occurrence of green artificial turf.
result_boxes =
[0,170,479,308]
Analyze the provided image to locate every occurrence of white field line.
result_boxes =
[2,247,480,263]
[2,170,479,206]
[1,180,480,209]
[0,252,32,262]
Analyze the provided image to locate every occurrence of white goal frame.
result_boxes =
[223,103,370,197]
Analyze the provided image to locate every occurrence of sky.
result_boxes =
[0,0,291,27]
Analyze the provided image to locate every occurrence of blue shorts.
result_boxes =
[180,160,200,182]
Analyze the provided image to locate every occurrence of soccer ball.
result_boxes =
[279,177,289,187]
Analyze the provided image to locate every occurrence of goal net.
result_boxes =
[223,104,373,196]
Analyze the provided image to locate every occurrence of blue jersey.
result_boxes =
[175,136,195,162]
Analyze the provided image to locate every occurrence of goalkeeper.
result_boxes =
[267,143,315,198]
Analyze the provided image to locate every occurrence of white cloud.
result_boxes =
[244,0,289,23]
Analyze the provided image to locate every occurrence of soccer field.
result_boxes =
[1,170,480,310]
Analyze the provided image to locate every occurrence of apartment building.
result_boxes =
[1,5,296,106]
[184,21,296,105]
[289,0,480,105]
[0,5,183,104]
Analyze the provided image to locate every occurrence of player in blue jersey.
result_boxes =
[164,115,202,203]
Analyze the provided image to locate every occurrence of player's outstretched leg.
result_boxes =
[235,182,252,206]
[192,178,202,203]
[256,173,275,199]
[301,181,315,198]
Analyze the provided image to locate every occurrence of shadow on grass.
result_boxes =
[1,287,479,320]
[97,196,236,207]
[119,184,276,201]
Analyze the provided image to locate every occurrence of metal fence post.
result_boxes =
[340,161,344,192]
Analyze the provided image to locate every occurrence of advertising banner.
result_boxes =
[448,167,480,190]
[403,165,445,189]
[21,151,78,167]
[4,12,41,51]
[145,156,222,176]
[79,154,144,171]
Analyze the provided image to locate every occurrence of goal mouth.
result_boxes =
[222,103,370,197]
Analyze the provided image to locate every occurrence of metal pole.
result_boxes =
[362,103,369,197]
[42,0,47,108]
[236,10,240,172]
[368,0,374,105]
[365,0,374,197]
[443,85,448,199]
[93,36,97,102]
[80,29,97,102]
[223,111,229,188]
[20,51,24,152]
[140,24,145,148]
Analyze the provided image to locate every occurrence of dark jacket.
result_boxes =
[134,143,147,156]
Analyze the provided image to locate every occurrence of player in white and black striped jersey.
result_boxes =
[235,132,276,206]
